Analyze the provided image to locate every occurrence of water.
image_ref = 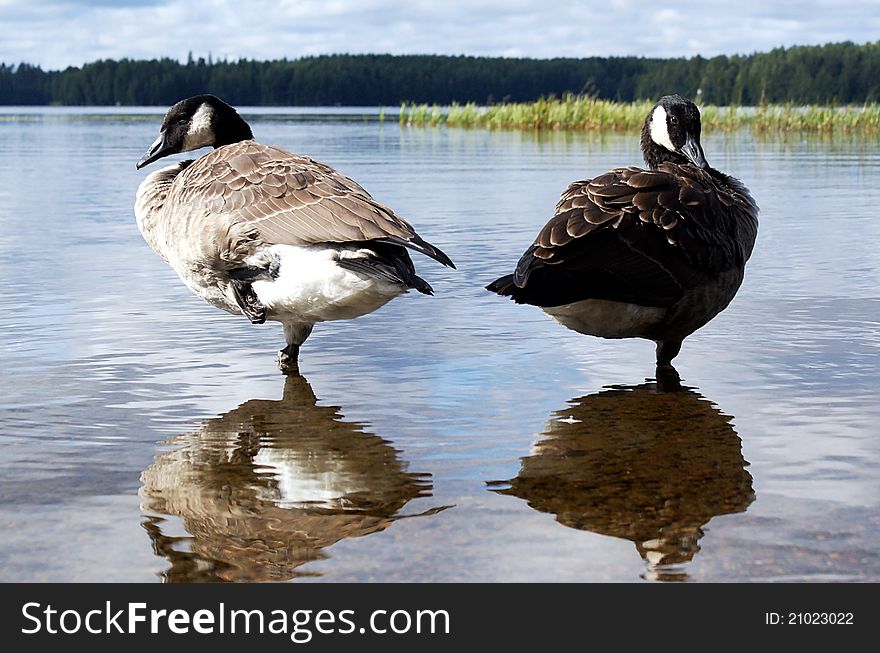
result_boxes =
[1,107,878,582]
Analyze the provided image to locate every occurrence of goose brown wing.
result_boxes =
[170,141,454,267]
[509,164,747,308]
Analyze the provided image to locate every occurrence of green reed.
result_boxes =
[399,95,880,134]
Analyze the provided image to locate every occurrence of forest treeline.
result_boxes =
[2,41,880,106]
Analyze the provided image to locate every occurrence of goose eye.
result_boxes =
[669,115,679,125]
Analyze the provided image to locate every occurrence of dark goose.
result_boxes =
[135,95,455,374]
[487,95,758,369]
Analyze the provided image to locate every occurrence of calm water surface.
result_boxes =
[1,107,878,582]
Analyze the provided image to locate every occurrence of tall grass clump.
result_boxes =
[750,103,880,133]
[401,95,880,134]
[399,102,445,127]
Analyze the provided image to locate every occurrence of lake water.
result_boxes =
[1,107,878,582]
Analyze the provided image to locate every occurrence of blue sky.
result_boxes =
[3,0,880,70]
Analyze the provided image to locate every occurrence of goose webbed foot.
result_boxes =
[229,278,267,324]
[278,323,313,375]
[654,363,683,392]
[653,339,684,390]
[278,344,301,376]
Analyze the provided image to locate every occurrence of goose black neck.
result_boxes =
[212,102,254,147]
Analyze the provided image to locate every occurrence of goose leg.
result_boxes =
[279,323,314,375]
[655,339,682,367]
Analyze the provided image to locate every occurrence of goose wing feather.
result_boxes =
[511,163,755,308]
[168,141,454,267]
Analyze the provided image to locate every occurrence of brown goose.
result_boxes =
[487,94,758,369]
[135,95,454,374]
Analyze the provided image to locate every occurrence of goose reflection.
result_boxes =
[140,375,441,582]
[493,372,754,581]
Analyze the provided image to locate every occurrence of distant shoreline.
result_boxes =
[3,42,880,107]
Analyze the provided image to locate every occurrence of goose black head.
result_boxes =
[136,94,254,169]
[640,94,708,170]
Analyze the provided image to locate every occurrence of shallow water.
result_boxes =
[1,107,878,582]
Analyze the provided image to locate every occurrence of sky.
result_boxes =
[2,0,880,70]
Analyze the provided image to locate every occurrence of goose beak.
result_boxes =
[680,135,709,170]
[136,131,174,169]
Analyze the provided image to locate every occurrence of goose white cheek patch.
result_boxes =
[183,103,214,151]
[649,105,675,152]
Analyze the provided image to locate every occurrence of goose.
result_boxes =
[135,94,454,374]
[486,94,758,370]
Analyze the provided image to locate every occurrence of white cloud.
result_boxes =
[1,0,880,69]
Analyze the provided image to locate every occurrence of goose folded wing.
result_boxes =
[511,166,738,308]
[173,143,454,267]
